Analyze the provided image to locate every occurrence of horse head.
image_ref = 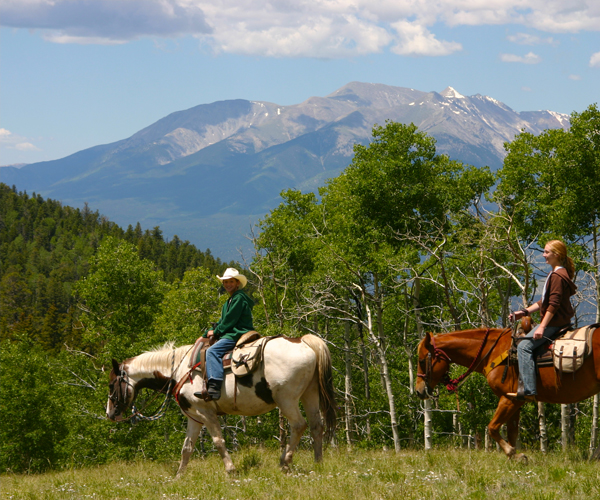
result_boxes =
[107,358,136,422]
[415,332,451,400]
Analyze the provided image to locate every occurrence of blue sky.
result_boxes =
[1,0,599,166]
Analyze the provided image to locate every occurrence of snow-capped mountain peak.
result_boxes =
[440,87,465,99]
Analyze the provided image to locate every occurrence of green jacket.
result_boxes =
[206,290,254,341]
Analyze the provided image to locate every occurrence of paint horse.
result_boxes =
[107,334,337,476]
[416,326,600,460]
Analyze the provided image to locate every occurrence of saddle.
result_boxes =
[188,331,276,402]
[483,320,599,382]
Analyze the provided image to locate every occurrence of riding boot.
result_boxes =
[207,379,222,401]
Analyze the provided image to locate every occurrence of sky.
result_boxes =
[1,0,599,167]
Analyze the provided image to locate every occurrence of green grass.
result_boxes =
[2,447,600,499]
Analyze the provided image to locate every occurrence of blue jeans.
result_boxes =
[205,337,237,382]
[517,324,563,395]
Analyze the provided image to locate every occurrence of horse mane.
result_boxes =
[130,342,193,374]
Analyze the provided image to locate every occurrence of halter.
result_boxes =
[418,328,494,392]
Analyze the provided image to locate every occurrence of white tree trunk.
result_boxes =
[424,399,432,450]
[561,404,571,452]
[412,276,433,450]
[538,402,548,453]
[591,230,600,457]
[366,301,401,453]
[343,321,354,448]
[453,413,460,448]
[590,395,599,456]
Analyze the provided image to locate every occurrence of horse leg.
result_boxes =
[488,396,525,459]
[277,400,308,470]
[300,377,324,462]
[506,407,528,462]
[203,414,236,473]
[176,418,202,479]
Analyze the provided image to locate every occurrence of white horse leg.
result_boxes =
[203,415,236,473]
[277,400,308,469]
[300,378,324,462]
[176,418,203,478]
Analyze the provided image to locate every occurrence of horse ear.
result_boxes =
[112,359,121,374]
[423,332,434,351]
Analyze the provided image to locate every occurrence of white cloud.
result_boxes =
[522,86,532,91]
[15,142,41,152]
[500,52,542,64]
[591,52,600,67]
[1,1,600,57]
[208,15,392,58]
[1,0,211,44]
[507,33,557,45]
[0,128,41,151]
[391,20,462,56]
[569,74,581,80]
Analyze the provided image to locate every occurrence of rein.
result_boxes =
[112,348,182,424]
[419,328,508,393]
[130,349,177,424]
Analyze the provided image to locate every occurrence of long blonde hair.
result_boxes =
[546,240,575,279]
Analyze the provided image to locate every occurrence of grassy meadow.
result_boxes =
[2,446,600,500]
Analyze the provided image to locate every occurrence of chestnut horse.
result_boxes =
[107,335,337,476]
[415,327,600,460]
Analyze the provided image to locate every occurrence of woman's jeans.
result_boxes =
[205,337,237,382]
[517,324,563,395]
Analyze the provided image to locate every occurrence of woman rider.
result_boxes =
[194,268,254,401]
[508,240,577,402]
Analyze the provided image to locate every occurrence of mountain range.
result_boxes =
[1,82,570,260]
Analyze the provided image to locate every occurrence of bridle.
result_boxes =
[108,348,186,424]
[418,328,506,394]
[109,364,134,418]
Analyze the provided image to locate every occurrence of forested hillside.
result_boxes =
[1,103,598,475]
[0,183,235,349]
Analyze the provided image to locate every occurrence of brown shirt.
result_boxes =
[536,267,577,327]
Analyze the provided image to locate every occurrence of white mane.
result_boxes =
[129,342,193,375]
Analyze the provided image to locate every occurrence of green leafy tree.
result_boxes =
[154,266,221,345]
[76,236,167,360]
[0,335,68,472]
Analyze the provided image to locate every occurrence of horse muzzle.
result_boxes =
[415,378,431,400]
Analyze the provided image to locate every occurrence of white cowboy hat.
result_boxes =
[216,268,247,289]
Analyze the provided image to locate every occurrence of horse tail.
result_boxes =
[301,334,337,442]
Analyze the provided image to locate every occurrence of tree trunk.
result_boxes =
[412,276,433,450]
[354,296,371,440]
[373,330,401,451]
[538,402,548,453]
[357,328,371,440]
[424,399,432,450]
[588,226,599,462]
[366,284,401,452]
[453,413,460,448]
[343,321,354,447]
[561,404,572,451]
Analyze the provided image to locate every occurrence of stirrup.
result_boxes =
[506,392,537,403]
